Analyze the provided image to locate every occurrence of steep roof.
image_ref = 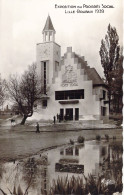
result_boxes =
[86,68,105,86]
[43,15,55,32]
[75,54,107,87]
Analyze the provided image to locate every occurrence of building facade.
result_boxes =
[36,15,109,121]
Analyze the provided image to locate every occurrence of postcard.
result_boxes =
[0,0,123,194]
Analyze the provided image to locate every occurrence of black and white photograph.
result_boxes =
[0,0,123,194]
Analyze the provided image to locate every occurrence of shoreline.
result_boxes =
[0,122,122,131]
[0,134,122,164]
[0,124,122,163]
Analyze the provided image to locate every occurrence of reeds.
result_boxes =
[49,173,122,195]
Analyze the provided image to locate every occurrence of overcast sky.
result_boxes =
[0,0,123,79]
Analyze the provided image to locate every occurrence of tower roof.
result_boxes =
[43,15,55,32]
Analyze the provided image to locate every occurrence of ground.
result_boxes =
[0,124,122,162]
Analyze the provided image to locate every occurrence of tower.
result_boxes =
[36,15,61,95]
[42,15,56,42]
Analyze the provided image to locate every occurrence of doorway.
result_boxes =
[101,106,106,116]
[65,108,73,120]
[60,109,64,121]
[75,108,79,120]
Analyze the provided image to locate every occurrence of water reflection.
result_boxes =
[0,140,122,195]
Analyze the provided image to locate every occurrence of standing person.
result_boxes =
[36,122,40,133]
[53,116,56,124]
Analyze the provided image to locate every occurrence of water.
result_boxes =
[0,139,122,195]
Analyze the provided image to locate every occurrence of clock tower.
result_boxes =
[36,15,61,94]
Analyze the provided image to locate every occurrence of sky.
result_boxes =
[0,0,123,79]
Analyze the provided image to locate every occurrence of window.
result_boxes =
[55,61,59,72]
[55,89,84,100]
[42,100,47,107]
[66,147,73,155]
[103,90,106,100]
[44,62,46,94]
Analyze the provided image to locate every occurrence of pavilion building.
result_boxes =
[36,15,109,121]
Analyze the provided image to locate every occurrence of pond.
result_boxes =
[0,139,122,195]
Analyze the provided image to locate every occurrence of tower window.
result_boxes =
[49,31,52,41]
[44,62,46,94]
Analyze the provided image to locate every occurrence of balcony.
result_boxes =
[59,100,79,104]
[41,94,50,100]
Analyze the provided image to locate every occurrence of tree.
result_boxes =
[0,75,6,109]
[99,24,120,111]
[7,64,43,125]
[110,48,123,113]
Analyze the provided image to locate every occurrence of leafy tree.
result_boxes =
[110,48,123,113]
[7,64,43,125]
[99,24,120,111]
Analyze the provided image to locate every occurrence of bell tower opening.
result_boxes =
[42,15,56,42]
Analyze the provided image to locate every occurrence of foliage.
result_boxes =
[99,24,122,113]
[70,139,74,145]
[105,134,109,141]
[99,24,120,85]
[110,48,123,113]
[49,173,122,195]
[96,135,101,141]
[7,63,43,124]
[77,136,85,143]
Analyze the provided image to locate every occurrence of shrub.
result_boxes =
[96,135,101,141]
[70,139,74,145]
[105,134,109,141]
[77,136,85,143]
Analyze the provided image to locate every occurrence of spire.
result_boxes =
[42,15,56,42]
[43,15,55,33]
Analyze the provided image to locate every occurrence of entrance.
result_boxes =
[101,106,106,116]
[75,108,79,120]
[60,109,64,121]
[65,108,73,120]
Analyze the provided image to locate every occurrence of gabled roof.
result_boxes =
[86,68,105,86]
[43,15,55,32]
[75,54,107,88]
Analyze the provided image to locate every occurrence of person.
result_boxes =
[53,116,56,124]
[36,122,40,133]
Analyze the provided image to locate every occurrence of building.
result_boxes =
[36,15,109,121]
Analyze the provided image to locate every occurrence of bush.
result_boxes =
[96,135,101,141]
[105,134,109,141]
[70,139,74,145]
[77,136,85,143]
